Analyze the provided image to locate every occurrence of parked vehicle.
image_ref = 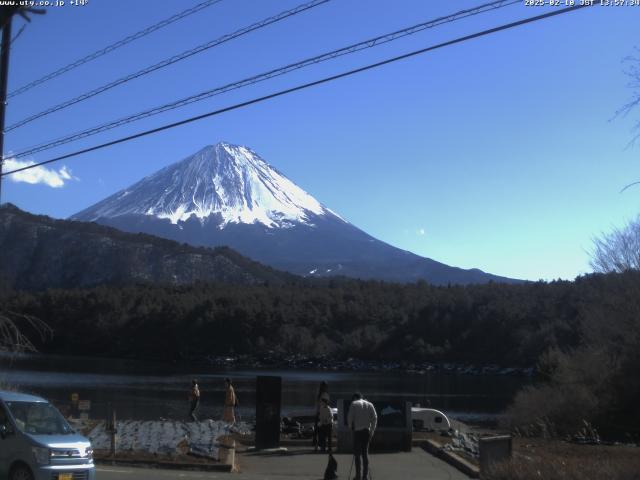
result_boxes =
[411,407,451,432]
[285,405,450,434]
[0,390,96,480]
[282,408,338,437]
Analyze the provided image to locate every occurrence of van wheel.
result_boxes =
[10,464,34,480]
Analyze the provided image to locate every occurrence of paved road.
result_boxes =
[97,448,469,479]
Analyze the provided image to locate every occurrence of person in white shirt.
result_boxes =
[347,392,377,480]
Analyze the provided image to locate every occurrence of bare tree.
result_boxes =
[590,215,640,273]
[617,48,640,192]
[618,48,640,143]
[0,310,52,353]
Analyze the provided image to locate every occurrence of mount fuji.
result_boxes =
[72,142,517,285]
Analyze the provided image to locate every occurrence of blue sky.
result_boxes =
[2,0,639,281]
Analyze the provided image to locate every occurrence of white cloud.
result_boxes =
[417,228,426,236]
[3,158,79,188]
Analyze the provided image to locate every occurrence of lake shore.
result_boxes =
[196,353,536,377]
[1,350,536,377]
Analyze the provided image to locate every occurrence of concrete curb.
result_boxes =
[418,439,480,478]
[95,457,233,472]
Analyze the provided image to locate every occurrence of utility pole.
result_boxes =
[0,15,11,205]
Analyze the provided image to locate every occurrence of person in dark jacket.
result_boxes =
[313,381,330,451]
[189,379,200,421]
[317,397,333,452]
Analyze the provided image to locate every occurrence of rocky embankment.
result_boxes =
[78,418,251,460]
[203,353,535,377]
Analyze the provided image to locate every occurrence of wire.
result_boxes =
[9,23,26,46]
[7,0,225,99]
[620,180,640,193]
[10,0,520,158]
[1,3,595,179]
[4,0,331,133]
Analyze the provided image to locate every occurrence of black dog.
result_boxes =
[324,453,338,480]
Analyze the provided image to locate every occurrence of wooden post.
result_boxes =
[0,15,12,203]
[109,408,117,456]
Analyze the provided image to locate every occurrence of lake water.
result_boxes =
[0,353,528,424]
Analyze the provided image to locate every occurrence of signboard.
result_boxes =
[375,401,408,428]
[255,376,281,450]
[341,400,409,428]
[78,400,91,411]
[337,399,412,452]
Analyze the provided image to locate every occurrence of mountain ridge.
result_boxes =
[0,203,294,290]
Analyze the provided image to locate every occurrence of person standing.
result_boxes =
[317,396,333,452]
[313,381,330,451]
[223,378,237,425]
[189,379,200,421]
[347,392,377,480]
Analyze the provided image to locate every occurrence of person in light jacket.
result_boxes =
[317,396,333,452]
[222,378,237,425]
[347,392,377,480]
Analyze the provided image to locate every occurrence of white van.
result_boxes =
[0,390,96,480]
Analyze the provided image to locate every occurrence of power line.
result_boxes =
[7,0,224,99]
[9,23,26,45]
[10,0,520,159]
[1,3,595,180]
[4,0,331,133]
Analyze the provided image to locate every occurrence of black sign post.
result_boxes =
[255,375,282,450]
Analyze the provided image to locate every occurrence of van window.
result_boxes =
[0,405,8,427]
[6,401,73,435]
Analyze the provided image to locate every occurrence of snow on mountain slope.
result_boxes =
[73,142,343,228]
[72,141,521,285]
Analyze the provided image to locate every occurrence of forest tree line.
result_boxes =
[0,271,636,367]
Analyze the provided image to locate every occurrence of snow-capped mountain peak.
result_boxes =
[73,142,344,229]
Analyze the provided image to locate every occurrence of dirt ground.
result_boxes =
[487,437,640,480]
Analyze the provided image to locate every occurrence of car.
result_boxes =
[0,390,96,480]
[282,408,338,437]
